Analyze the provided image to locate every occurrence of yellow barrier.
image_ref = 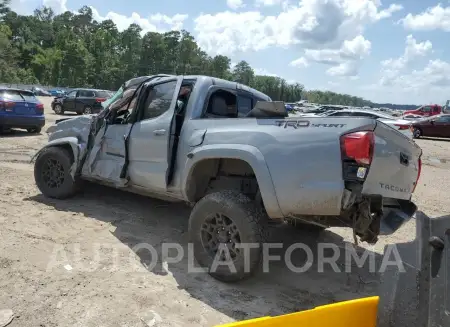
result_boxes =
[215,296,379,327]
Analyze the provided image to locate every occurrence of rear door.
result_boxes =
[0,89,39,115]
[75,90,96,112]
[362,121,422,200]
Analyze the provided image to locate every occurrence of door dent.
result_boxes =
[188,129,207,146]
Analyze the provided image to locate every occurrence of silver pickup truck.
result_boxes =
[32,74,423,282]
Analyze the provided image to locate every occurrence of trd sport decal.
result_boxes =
[275,120,346,128]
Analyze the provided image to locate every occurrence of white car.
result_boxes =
[314,109,414,139]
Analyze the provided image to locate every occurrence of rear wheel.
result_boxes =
[53,104,64,115]
[34,147,81,199]
[189,190,268,282]
[413,127,422,139]
[83,106,93,114]
[27,127,42,134]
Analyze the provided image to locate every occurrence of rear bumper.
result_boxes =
[379,198,417,235]
[0,115,45,129]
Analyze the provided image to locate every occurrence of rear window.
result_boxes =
[0,90,36,101]
[96,91,111,98]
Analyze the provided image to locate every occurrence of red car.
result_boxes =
[404,104,442,117]
[411,114,450,138]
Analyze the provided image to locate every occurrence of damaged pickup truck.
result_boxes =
[32,74,423,282]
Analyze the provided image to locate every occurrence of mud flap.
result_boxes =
[377,211,450,327]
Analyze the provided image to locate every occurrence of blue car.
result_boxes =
[0,88,45,133]
[48,89,66,96]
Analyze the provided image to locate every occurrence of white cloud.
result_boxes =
[290,57,309,68]
[373,59,450,103]
[43,0,67,14]
[380,35,432,86]
[227,0,245,10]
[401,4,450,31]
[253,67,278,76]
[255,0,288,7]
[291,35,370,76]
[194,0,401,76]
[90,8,188,34]
[12,0,188,35]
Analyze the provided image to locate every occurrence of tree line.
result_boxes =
[0,1,418,108]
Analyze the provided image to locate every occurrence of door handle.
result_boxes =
[153,129,166,136]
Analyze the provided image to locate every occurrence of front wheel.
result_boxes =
[34,147,81,199]
[188,190,268,282]
[413,127,422,139]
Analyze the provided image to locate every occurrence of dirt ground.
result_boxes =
[0,97,449,327]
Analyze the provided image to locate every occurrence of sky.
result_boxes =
[8,0,450,105]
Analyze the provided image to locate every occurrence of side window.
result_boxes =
[142,81,177,120]
[436,116,450,123]
[66,90,77,97]
[79,90,95,97]
[422,106,431,112]
[237,96,253,117]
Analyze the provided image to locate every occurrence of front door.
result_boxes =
[81,86,142,185]
[64,90,78,111]
[127,77,183,191]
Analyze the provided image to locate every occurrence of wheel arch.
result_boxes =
[181,144,283,218]
[32,137,81,178]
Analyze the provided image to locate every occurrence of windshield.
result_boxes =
[102,86,123,109]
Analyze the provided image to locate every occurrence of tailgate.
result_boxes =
[13,101,37,115]
[362,121,422,200]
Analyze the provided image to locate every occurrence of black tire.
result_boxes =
[34,147,81,199]
[83,106,93,114]
[189,190,268,283]
[27,127,42,134]
[53,104,64,115]
[413,127,422,139]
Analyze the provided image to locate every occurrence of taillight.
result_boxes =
[36,103,44,114]
[340,131,375,165]
[0,101,16,111]
[394,124,410,130]
[412,157,422,193]
[95,98,107,103]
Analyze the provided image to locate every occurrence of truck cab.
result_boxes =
[404,104,441,117]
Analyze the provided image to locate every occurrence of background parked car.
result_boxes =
[51,88,111,115]
[317,109,414,138]
[404,104,442,117]
[30,86,51,96]
[0,87,45,133]
[411,114,450,138]
[48,89,66,97]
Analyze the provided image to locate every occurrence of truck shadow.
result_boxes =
[27,183,383,322]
